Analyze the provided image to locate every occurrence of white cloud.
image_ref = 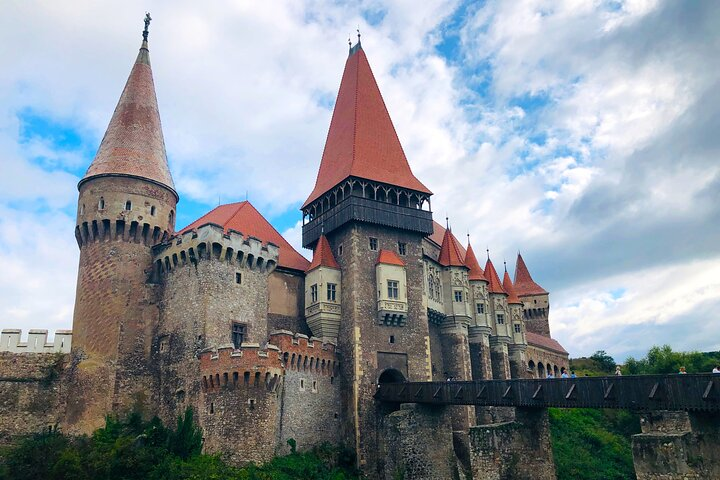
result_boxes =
[0,0,718,360]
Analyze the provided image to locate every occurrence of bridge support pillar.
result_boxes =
[469,407,556,480]
[381,404,460,480]
[632,410,720,479]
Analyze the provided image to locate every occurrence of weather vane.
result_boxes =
[143,12,152,42]
[357,26,361,44]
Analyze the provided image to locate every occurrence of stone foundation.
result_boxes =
[469,407,556,480]
[632,410,720,480]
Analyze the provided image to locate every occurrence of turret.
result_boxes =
[484,257,511,380]
[68,15,177,432]
[514,253,550,336]
[305,234,342,340]
[465,241,493,383]
[503,268,528,379]
[437,227,474,431]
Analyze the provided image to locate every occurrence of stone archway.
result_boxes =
[378,368,406,385]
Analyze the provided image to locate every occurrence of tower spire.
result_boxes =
[513,253,547,296]
[80,14,177,199]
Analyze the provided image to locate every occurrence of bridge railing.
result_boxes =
[374,374,720,411]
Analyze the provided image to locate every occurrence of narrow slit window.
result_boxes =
[125,200,132,211]
[235,272,242,284]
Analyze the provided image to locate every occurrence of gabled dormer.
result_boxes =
[376,250,408,326]
[305,235,341,341]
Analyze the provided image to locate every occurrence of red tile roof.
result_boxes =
[180,201,310,272]
[526,332,568,355]
[484,258,506,295]
[438,227,466,267]
[514,253,547,296]
[427,221,467,257]
[302,46,431,208]
[377,249,405,266]
[307,234,339,272]
[81,40,176,198]
[502,270,522,304]
[465,243,486,281]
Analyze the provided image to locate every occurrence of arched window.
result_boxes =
[98,197,105,210]
[169,210,175,226]
[150,206,156,216]
[125,200,132,211]
[428,276,434,299]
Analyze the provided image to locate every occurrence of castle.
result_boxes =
[0,21,570,477]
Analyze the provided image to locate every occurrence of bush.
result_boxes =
[0,410,358,480]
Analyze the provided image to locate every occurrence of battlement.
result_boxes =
[0,329,72,353]
[75,219,171,248]
[199,343,283,393]
[153,223,279,276]
[270,330,339,376]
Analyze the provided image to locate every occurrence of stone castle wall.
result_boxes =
[526,345,569,378]
[327,223,432,477]
[0,352,68,444]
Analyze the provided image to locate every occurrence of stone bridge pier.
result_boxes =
[632,410,720,479]
[469,407,556,480]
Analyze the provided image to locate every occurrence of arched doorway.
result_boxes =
[528,360,536,378]
[378,368,405,385]
[538,362,546,378]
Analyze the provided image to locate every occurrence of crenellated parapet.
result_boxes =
[199,343,283,393]
[270,330,339,377]
[0,329,72,353]
[153,223,279,277]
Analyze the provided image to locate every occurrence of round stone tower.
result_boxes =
[67,18,178,432]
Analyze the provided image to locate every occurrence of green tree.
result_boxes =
[589,350,616,373]
[624,345,720,374]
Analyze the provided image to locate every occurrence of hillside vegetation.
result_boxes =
[0,409,358,480]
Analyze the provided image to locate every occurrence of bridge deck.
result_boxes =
[374,374,720,411]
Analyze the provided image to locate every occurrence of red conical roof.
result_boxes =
[180,201,310,272]
[80,39,176,198]
[513,253,547,296]
[302,44,431,208]
[438,228,466,267]
[502,270,522,304]
[307,234,340,272]
[465,243,486,281]
[484,258,506,294]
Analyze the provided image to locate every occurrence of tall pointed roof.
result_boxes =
[80,29,176,199]
[502,270,522,304]
[513,253,547,296]
[180,201,310,272]
[302,43,431,208]
[484,258,506,295]
[438,227,466,267]
[307,234,340,272]
[465,243,486,281]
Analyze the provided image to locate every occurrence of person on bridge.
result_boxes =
[713,366,720,374]
[678,366,687,374]
[615,366,622,376]
[570,371,577,378]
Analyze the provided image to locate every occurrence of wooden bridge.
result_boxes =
[374,374,720,411]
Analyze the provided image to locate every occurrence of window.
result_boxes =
[98,197,105,210]
[389,335,395,344]
[327,283,337,301]
[169,210,175,226]
[80,204,85,215]
[310,284,318,303]
[125,200,132,210]
[235,272,242,284]
[312,380,318,393]
[514,323,522,333]
[231,323,246,348]
[454,290,463,302]
[369,237,378,251]
[337,244,343,257]
[398,242,407,255]
[150,205,156,216]
[300,379,305,391]
[387,280,399,299]
[476,303,485,314]
[496,314,505,325]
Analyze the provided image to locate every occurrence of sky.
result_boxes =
[1,0,719,361]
